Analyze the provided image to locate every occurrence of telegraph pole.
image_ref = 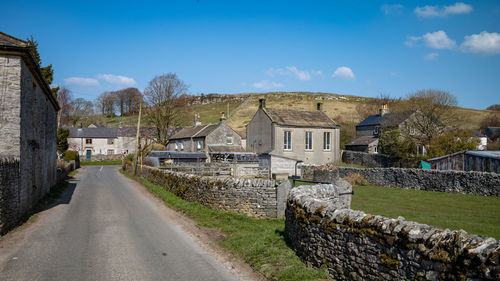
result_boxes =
[133,100,142,175]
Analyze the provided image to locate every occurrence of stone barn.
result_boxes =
[0,32,59,234]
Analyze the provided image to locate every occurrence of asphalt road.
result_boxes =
[0,166,239,281]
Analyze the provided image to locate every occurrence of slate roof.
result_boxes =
[263,108,338,128]
[0,32,26,47]
[346,137,379,146]
[69,127,118,138]
[169,124,218,140]
[357,111,414,128]
[118,126,157,137]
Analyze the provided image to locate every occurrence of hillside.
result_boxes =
[102,92,496,147]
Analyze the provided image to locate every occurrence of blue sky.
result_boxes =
[1,0,499,109]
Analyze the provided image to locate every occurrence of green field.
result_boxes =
[351,185,500,239]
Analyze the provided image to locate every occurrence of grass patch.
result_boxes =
[351,185,500,239]
[121,169,328,281]
[289,178,315,187]
[81,160,122,166]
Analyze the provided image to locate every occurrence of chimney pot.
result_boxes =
[259,98,266,109]
[220,111,227,122]
[317,102,323,111]
[380,104,389,116]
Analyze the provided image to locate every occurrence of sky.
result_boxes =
[1,0,499,109]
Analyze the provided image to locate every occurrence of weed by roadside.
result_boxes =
[120,169,329,281]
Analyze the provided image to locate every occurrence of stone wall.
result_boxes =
[127,165,291,218]
[306,165,500,196]
[0,158,20,235]
[285,184,500,281]
[341,150,418,168]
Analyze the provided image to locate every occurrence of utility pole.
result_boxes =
[133,100,142,175]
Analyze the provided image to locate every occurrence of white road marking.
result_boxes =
[100,166,103,172]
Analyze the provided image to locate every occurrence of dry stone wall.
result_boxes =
[304,165,500,196]
[285,185,500,281]
[128,165,291,218]
[0,159,20,235]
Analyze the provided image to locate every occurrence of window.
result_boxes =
[305,131,313,150]
[409,126,415,135]
[180,143,184,150]
[86,138,92,144]
[284,131,292,150]
[226,135,233,144]
[107,149,114,155]
[323,132,331,150]
[374,127,379,135]
[197,141,202,149]
[175,143,178,150]
[107,138,114,144]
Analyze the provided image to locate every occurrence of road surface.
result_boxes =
[0,166,241,281]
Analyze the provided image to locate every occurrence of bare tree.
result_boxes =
[70,98,94,126]
[402,89,458,147]
[144,73,188,146]
[112,87,143,115]
[57,87,73,127]
[95,92,117,117]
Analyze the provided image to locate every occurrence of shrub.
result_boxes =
[63,150,78,161]
[344,173,369,186]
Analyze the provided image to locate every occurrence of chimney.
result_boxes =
[259,98,266,109]
[194,113,202,126]
[380,104,389,116]
[317,102,323,111]
[220,111,227,122]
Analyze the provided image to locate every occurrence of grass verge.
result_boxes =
[120,169,328,281]
[351,185,500,239]
[81,160,122,166]
[334,162,372,168]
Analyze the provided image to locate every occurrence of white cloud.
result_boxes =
[381,4,403,15]
[97,74,136,87]
[406,30,456,50]
[265,66,322,81]
[443,2,473,15]
[332,66,355,80]
[424,52,439,60]
[415,2,473,18]
[64,77,100,87]
[252,80,284,90]
[460,31,500,55]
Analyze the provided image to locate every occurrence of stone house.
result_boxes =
[246,99,341,170]
[0,32,59,234]
[166,113,244,162]
[68,125,154,160]
[346,105,423,154]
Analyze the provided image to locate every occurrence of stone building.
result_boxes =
[67,125,155,160]
[0,32,59,234]
[166,113,245,162]
[246,99,341,170]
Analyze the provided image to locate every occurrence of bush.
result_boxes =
[344,173,369,186]
[63,150,78,161]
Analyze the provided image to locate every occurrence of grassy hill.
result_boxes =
[103,92,496,147]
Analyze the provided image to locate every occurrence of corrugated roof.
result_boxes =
[263,108,338,128]
[148,151,207,159]
[346,137,379,146]
[466,150,500,160]
[69,127,118,138]
[170,124,218,140]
